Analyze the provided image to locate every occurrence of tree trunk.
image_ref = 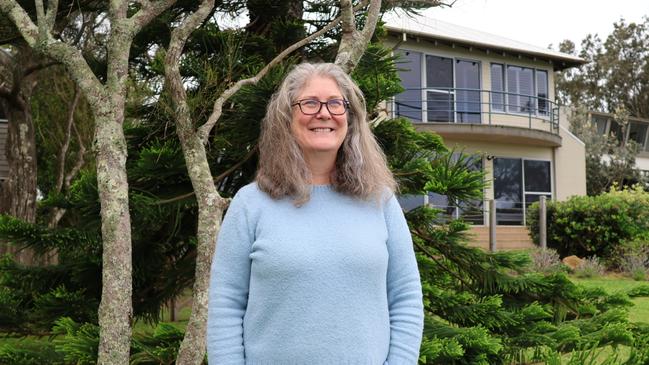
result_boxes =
[94,108,133,365]
[174,131,224,365]
[0,95,37,223]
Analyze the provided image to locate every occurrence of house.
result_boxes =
[382,15,588,250]
[590,110,649,178]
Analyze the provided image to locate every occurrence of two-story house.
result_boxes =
[383,15,588,249]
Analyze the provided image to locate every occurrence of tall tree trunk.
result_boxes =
[163,4,227,363]
[0,93,37,223]
[94,107,133,364]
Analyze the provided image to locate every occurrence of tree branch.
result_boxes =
[334,0,377,73]
[54,86,81,193]
[130,0,178,35]
[0,0,40,46]
[23,61,59,77]
[196,2,366,143]
[155,144,258,205]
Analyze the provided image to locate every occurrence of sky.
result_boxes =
[413,0,649,51]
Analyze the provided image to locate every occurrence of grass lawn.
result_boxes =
[571,273,649,323]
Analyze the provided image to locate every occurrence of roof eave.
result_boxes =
[385,27,587,71]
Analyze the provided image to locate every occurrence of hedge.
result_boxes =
[527,186,649,260]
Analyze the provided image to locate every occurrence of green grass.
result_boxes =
[571,274,649,323]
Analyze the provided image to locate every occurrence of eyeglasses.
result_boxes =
[292,99,349,115]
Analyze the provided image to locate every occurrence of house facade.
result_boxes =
[590,111,649,178]
[383,16,588,249]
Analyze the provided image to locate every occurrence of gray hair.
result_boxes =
[256,62,396,205]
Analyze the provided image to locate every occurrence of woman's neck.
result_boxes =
[304,153,336,185]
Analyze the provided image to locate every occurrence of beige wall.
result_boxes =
[554,107,587,200]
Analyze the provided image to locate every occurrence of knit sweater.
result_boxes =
[206,183,424,365]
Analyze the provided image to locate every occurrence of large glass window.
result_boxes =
[494,158,552,225]
[609,121,625,144]
[507,66,534,113]
[524,160,552,211]
[428,156,484,224]
[395,50,422,121]
[397,156,484,225]
[536,70,548,115]
[628,122,648,149]
[494,158,524,225]
[455,59,481,124]
[591,115,608,135]
[426,55,454,122]
[490,63,504,111]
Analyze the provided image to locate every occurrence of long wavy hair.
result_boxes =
[256,62,396,205]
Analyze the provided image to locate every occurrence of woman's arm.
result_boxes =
[384,196,424,365]
[207,190,254,364]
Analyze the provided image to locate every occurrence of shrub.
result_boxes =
[616,238,649,281]
[527,186,649,261]
[573,256,606,278]
[529,248,564,274]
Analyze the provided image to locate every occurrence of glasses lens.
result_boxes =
[300,100,321,114]
[327,99,346,115]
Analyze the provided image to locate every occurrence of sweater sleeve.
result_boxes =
[207,189,254,365]
[383,195,424,365]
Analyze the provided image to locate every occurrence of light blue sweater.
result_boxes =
[206,183,424,365]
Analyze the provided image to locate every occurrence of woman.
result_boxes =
[207,63,423,364]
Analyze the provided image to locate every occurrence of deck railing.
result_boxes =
[392,87,560,134]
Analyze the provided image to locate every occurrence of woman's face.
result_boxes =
[291,75,348,161]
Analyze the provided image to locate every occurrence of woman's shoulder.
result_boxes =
[230,182,274,208]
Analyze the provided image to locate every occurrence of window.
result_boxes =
[428,155,484,224]
[395,50,422,121]
[537,71,548,115]
[609,121,624,144]
[426,55,454,122]
[591,115,608,135]
[494,158,552,225]
[491,64,504,111]
[455,60,481,123]
[628,122,648,149]
[491,64,549,116]
[395,49,481,124]
[397,155,484,225]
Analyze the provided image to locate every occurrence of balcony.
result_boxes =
[392,87,562,147]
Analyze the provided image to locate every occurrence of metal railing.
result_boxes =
[392,87,560,134]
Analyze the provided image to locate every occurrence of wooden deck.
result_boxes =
[465,226,537,251]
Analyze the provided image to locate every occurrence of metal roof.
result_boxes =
[383,14,587,70]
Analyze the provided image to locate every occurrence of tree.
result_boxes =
[556,17,649,118]
[0,1,452,362]
[0,1,178,363]
[568,106,642,195]
[555,17,649,194]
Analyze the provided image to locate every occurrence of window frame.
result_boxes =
[490,62,551,118]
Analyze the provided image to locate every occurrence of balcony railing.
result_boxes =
[392,87,560,134]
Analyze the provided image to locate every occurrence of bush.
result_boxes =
[573,256,606,278]
[527,186,649,261]
[529,248,565,274]
[616,238,649,281]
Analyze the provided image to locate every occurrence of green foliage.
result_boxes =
[567,107,642,195]
[131,323,197,365]
[52,317,99,365]
[527,186,649,261]
[0,338,63,365]
[556,18,649,119]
